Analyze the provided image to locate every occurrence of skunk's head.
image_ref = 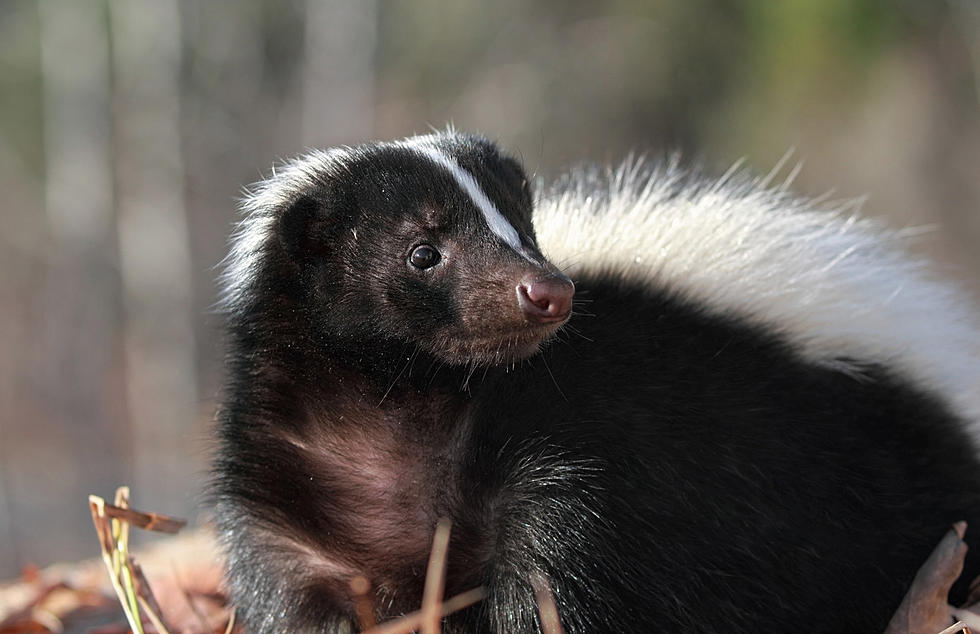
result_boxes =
[224,132,573,366]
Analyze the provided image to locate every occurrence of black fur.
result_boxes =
[214,132,980,633]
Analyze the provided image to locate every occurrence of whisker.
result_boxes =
[407,345,421,377]
[379,348,416,406]
[541,354,568,402]
[564,325,595,343]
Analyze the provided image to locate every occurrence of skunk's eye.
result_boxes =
[409,244,441,269]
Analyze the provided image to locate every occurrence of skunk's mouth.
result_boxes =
[430,320,567,367]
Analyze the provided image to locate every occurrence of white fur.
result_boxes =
[218,147,351,311]
[534,159,980,431]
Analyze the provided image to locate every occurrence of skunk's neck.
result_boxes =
[231,325,478,411]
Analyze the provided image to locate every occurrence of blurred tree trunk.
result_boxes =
[302,0,377,145]
[8,0,128,568]
[109,0,197,517]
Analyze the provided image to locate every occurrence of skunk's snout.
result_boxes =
[517,272,575,324]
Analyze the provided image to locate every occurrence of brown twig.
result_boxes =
[222,608,237,634]
[361,587,487,634]
[531,574,565,634]
[350,576,378,631]
[130,558,179,634]
[98,502,187,534]
[420,518,452,634]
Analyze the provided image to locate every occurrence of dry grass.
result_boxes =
[88,487,188,634]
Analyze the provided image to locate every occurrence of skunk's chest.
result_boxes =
[287,390,478,592]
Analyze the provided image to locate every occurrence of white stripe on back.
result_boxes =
[410,144,525,252]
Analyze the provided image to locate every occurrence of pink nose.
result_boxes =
[517,273,575,324]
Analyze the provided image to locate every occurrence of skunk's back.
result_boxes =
[535,160,980,431]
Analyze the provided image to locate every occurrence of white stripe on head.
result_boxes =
[408,143,536,261]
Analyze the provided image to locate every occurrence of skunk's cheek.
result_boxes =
[381,278,459,335]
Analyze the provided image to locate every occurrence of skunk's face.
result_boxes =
[275,134,574,366]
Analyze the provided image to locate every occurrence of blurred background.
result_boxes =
[1,0,979,577]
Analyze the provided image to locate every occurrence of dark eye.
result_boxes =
[409,244,441,269]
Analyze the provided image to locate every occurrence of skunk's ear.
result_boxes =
[498,155,533,207]
[278,194,338,261]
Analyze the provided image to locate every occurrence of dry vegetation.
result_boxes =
[1,488,978,634]
[0,490,540,634]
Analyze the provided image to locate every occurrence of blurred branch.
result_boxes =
[109,0,198,513]
[38,0,113,245]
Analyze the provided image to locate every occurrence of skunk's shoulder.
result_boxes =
[535,159,980,428]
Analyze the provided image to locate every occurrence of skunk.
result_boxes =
[213,131,980,633]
